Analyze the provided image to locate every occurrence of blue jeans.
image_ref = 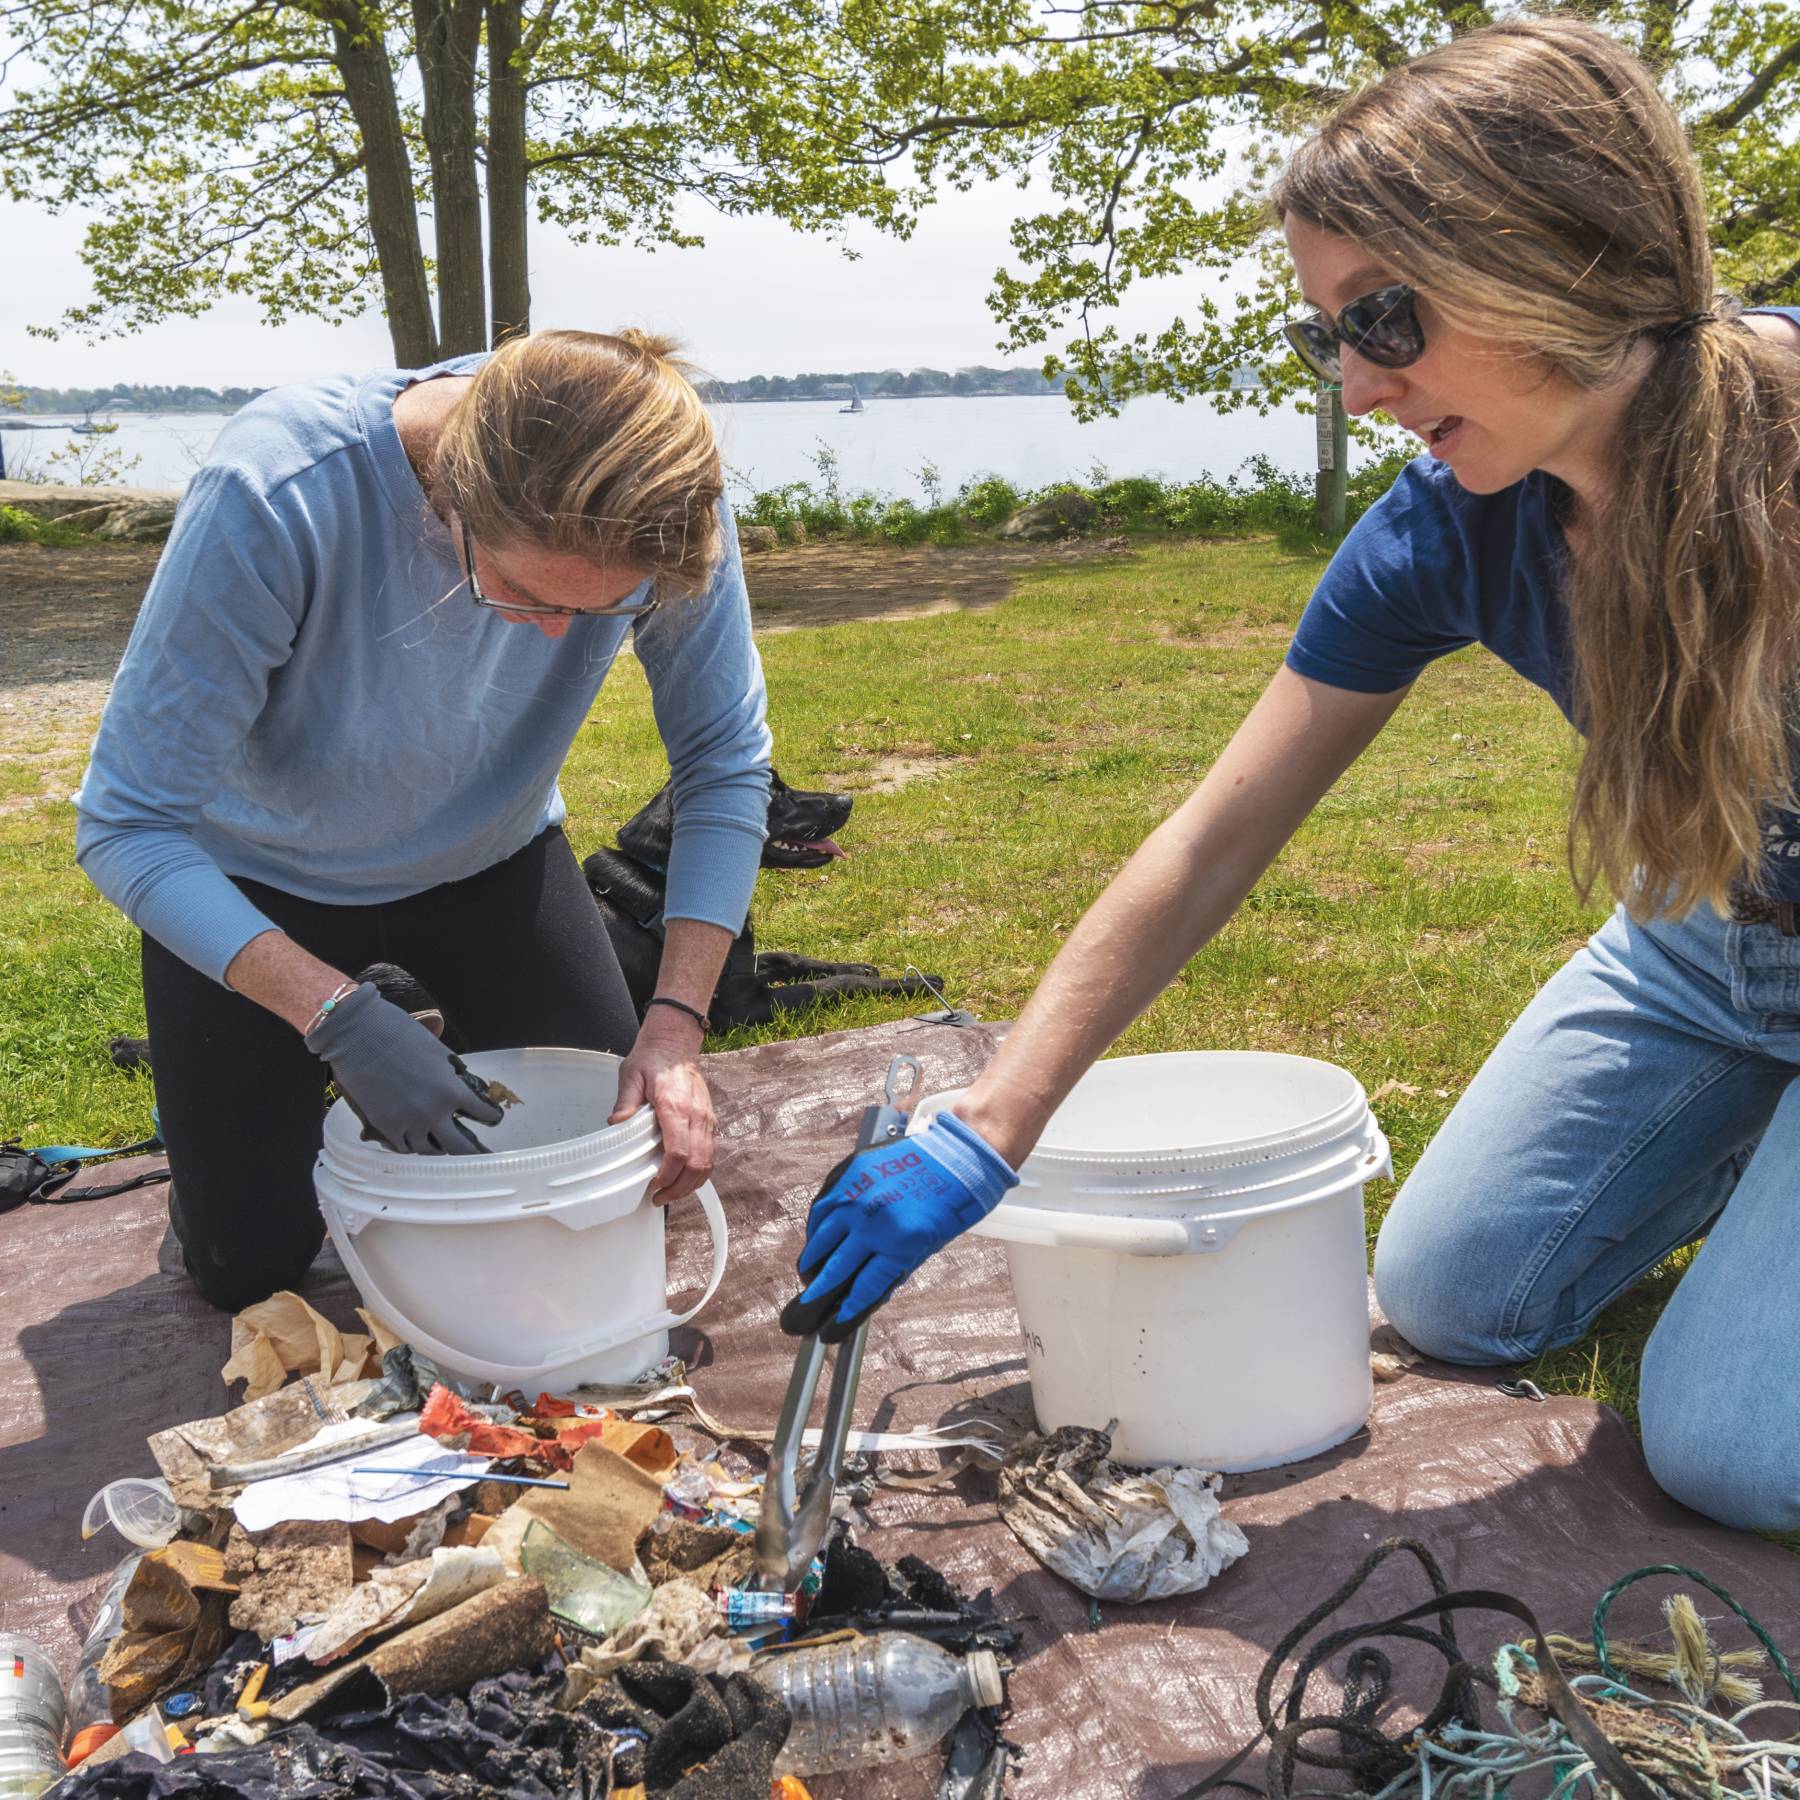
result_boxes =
[1373,901,1800,1532]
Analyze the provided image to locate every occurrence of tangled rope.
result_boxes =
[1181,1540,1800,1800]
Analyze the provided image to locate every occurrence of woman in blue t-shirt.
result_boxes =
[784,18,1800,1531]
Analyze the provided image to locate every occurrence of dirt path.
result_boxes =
[0,536,1121,812]
[0,543,165,813]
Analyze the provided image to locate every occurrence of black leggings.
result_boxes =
[142,827,638,1312]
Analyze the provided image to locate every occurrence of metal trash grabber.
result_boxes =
[752,1053,923,1592]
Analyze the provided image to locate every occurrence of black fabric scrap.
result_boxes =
[58,1664,623,1800]
[581,1662,790,1798]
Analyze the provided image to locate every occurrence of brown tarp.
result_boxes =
[5,1017,1798,1798]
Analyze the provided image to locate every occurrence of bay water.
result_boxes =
[2,390,1341,501]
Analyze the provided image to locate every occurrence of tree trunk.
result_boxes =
[414,0,487,354]
[486,0,530,343]
[326,4,439,366]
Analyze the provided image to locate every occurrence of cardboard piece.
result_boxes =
[515,1441,664,1573]
[148,1540,237,1593]
[225,1520,354,1642]
[96,1555,226,1722]
[599,1418,679,1475]
[269,1576,554,1722]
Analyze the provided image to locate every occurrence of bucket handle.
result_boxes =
[329,1182,730,1385]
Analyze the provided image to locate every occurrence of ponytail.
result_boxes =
[1567,315,1800,917]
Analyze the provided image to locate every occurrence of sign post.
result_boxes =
[1314,383,1348,536]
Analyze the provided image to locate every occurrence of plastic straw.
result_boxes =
[349,1465,570,1490]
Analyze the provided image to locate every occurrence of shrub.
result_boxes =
[956,475,1024,527]
[0,504,89,546]
[736,449,1411,549]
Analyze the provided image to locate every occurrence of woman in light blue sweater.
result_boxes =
[76,329,772,1311]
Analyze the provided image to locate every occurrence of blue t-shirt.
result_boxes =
[1286,307,1800,898]
[76,357,773,983]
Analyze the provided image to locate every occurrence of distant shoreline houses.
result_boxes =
[6,384,268,417]
[6,364,1259,419]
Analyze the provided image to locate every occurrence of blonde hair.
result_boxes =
[430,328,724,598]
[1272,18,1800,918]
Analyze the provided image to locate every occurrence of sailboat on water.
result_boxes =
[839,387,864,415]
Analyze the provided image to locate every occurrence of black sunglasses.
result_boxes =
[459,519,661,621]
[1283,284,1426,382]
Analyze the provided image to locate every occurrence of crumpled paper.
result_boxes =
[222,1292,402,1401]
[231,1420,490,1531]
[558,1580,724,1703]
[997,1422,1248,1603]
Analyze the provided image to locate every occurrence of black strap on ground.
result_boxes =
[45,1165,172,1203]
[1176,1537,1661,1800]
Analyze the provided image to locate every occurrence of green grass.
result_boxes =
[2,535,1674,1422]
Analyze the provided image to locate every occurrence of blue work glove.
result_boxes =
[780,1112,1018,1342]
[305,982,504,1154]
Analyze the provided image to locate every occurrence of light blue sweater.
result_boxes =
[75,357,773,984]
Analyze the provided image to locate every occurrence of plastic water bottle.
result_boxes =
[764,1632,1005,1775]
[62,1553,141,1749]
[0,1635,67,1798]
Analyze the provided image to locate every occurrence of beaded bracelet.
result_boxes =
[644,994,711,1033]
[303,980,361,1039]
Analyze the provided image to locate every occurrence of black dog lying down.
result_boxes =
[585,770,942,1029]
[111,773,942,1070]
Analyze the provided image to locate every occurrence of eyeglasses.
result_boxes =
[1283,284,1427,382]
[459,519,661,621]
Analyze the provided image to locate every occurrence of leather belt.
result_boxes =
[1727,881,1800,936]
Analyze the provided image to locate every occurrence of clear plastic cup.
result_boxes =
[80,1477,179,1550]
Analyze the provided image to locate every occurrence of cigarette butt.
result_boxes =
[238,1701,272,1721]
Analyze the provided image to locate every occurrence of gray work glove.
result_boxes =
[305,982,503,1154]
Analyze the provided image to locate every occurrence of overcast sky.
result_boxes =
[1,177,1238,391]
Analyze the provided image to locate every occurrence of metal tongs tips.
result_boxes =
[752,1053,923,1592]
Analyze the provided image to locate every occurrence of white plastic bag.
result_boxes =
[997,1423,1248,1603]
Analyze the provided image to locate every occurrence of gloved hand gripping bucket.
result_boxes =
[917,1051,1390,1471]
[314,1047,727,1390]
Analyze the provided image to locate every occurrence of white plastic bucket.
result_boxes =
[314,1047,728,1391]
[915,1051,1389,1471]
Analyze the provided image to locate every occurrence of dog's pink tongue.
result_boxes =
[805,838,847,858]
